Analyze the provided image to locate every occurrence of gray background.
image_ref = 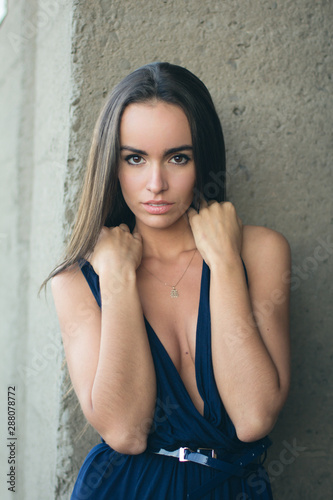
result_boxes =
[0,0,332,498]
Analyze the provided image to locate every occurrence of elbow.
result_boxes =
[86,407,148,455]
[82,397,151,455]
[235,389,289,443]
[235,413,278,443]
[102,429,148,455]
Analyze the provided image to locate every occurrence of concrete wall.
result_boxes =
[0,0,332,498]
[0,0,72,498]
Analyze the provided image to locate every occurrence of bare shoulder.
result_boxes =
[241,225,291,281]
[242,224,290,259]
[51,262,97,312]
[51,263,82,296]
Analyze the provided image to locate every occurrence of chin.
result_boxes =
[138,214,185,230]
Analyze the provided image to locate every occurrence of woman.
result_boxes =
[49,62,291,499]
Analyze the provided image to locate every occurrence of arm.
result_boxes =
[51,226,156,454]
[188,202,290,442]
[210,225,290,442]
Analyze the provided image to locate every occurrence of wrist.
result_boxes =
[99,263,137,291]
[208,251,243,273]
[99,269,137,307]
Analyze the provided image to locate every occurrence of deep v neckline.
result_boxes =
[143,259,207,418]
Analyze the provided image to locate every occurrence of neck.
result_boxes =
[134,214,196,261]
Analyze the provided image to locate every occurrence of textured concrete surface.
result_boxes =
[0,0,72,498]
[0,0,332,498]
[67,2,333,498]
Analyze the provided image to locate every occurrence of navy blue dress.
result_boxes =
[71,259,273,499]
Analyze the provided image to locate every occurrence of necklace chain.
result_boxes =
[141,248,197,298]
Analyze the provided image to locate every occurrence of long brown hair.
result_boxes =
[41,62,226,289]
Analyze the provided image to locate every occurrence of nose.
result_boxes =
[146,164,168,194]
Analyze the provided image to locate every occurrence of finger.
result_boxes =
[119,223,130,232]
[198,198,208,211]
[132,231,142,241]
[207,200,217,206]
[186,206,198,221]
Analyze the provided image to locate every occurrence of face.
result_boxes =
[118,101,196,231]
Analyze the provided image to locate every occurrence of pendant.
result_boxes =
[170,286,179,298]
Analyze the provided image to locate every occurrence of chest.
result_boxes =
[136,258,205,414]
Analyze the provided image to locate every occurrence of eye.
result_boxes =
[125,155,145,165]
[169,154,191,165]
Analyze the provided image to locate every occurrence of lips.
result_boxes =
[142,200,174,214]
[144,200,173,205]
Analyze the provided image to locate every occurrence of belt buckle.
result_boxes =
[179,447,192,462]
[197,447,217,459]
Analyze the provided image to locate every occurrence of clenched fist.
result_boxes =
[87,224,143,276]
[187,200,243,268]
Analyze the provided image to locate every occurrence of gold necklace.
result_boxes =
[141,249,197,298]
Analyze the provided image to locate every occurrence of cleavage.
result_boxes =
[138,259,205,415]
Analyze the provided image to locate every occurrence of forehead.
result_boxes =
[119,101,192,149]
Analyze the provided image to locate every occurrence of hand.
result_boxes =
[187,200,243,267]
[87,224,143,276]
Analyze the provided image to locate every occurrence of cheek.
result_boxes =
[175,171,196,196]
[118,172,137,199]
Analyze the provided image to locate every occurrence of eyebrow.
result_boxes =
[120,145,193,156]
